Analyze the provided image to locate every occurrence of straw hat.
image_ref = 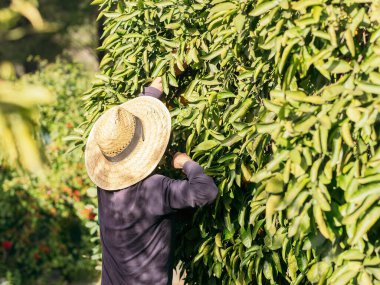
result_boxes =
[85,96,171,190]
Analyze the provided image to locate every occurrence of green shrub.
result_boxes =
[0,61,99,285]
[85,0,380,284]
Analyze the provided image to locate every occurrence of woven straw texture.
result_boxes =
[85,96,171,190]
[94,107,137,157]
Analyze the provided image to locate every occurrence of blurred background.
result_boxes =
[0,0,101,284]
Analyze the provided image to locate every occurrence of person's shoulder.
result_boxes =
[145,173,166,180]
[140,174,170,198]
[141,174,167,185]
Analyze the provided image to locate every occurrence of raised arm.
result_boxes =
[139,77,163,99]
[159,153,218,213]
[139,81,218,213]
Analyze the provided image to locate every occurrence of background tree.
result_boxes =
[0,0,53,173]
[0,61,99,285]
[0,1,100,284]
[0,0,97,172]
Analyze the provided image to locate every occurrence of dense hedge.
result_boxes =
[84,0,380,284]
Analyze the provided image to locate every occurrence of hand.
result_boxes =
[172,152,192,169]
[150,77,163,92]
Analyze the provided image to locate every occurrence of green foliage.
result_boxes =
[0,0,97,173]
[86,0,380,284]
[0,0,96,65]
[0,61,99,284]
[0,0,54,173]
[0,78,53,173]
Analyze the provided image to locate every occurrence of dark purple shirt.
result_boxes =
[97,86,218,285]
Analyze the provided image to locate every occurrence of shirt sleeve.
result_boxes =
[139,86,163,99]
[159,160,219,214]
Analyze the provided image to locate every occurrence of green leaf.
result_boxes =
[228,98,253,123]
[307,261,330,283]
[292,0,323,10]
[241,227,252,248]
[233,13,246,33]
[217,153,237,163]
[86,187,97,198]
[249,1,279,17]
[210,2,236,15]
[265,175,284,194]
[192,140,219,152]
[324,60,352,74]
[221,133,244,147]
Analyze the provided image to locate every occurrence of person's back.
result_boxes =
[85,78,218,285]
[98,161,218,285]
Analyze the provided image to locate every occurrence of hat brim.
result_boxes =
[85,96,171,190]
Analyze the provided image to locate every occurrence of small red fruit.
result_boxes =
[39,244,50,254]
[63,187,72,195]
[89,213,96,220]
[2,240,13,250]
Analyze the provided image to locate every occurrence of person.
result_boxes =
[84,77,218,285]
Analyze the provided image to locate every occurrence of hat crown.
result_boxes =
[95,107,136,158]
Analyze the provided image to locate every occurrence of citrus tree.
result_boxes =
[83,0,380,284]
